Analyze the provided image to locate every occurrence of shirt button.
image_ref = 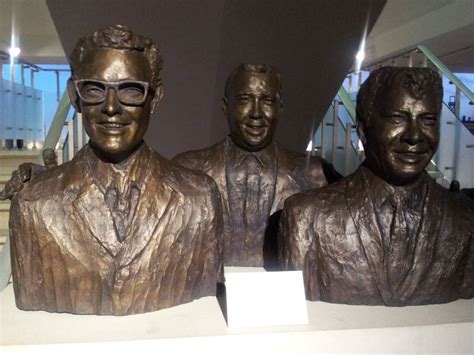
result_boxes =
[117,267,129,280]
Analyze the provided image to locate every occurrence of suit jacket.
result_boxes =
[173,138,336,266]
[10,143,223,315]
[279,165,474,306]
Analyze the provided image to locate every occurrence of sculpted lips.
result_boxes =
[393,148,429,163]
[96,121,131,134]
[244,123,268,137]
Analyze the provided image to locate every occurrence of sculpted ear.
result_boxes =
[150,84,164,114]
[356,121,367,145]
[221,97,228,116]
[67,78,81,113]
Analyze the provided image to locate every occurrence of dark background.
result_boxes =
[47,0,385,158]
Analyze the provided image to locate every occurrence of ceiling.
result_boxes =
[0,0,471,154]
[0,0,65,63]
[425,23,474,73]
[43,0,386,156]
[369,0,455,34]
[365,0,474,72]
[1,0,470,70]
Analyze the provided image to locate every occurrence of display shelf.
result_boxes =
[1,284,472,354]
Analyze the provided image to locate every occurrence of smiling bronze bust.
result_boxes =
[9,25,223,315]
[173,64,340,267]
[278,67,473,306]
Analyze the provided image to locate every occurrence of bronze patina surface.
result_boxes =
[9,25,223,315]
[173,64,340,267]
[279,67,473,306]
[0,149,57,201]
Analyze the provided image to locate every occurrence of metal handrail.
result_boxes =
[417,45,474,103]
[337,86,356,123]
[335,86,361,157]
[0,50,70,73]
[38,91,71,163]
[347,45,474,104]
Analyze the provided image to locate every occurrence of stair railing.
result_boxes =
[335,45,474,187]
[63,112,88,163]
[312,86,363,176]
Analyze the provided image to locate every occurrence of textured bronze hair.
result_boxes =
[356,67,443,128]
[69,25,163,88]
[224,64,282,98]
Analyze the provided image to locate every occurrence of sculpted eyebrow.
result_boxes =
[381,110,409,116]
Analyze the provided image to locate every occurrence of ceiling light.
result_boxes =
[355,49,365,63]
[8,46,21,58]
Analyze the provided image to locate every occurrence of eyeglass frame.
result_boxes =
[73,79,152,106]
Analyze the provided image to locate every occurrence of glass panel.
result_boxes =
[433,103,474,188]
[0,80,4,139]
[2,80,15,140]
[0,78,44,143]
[312,103,363,176]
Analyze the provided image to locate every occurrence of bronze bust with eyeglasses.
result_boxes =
[278,67,473,306]
[9,25,223,315]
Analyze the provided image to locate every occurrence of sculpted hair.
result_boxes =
[224,64,282,98]
[69,24,163,88]
[356,67,443,128]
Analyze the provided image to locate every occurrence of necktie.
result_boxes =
[104,179,140,243]
[244,157,261,235]
[386,193,411,295]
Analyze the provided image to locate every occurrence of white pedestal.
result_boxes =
[225,269,308,328]
[1,284,473,354]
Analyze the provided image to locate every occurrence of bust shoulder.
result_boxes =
[275,144,342,185]
[13,156,82,204]
[160,153,222,208]
[172,139,226,172]
[283,175,349,223]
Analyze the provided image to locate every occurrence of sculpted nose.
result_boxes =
[402,118,423,145]
[249,98,263,119]
[101,88,122,116]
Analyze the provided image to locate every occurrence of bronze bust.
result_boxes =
[9,25,223,315]
[279,67,473,306]
[173,64,340,267]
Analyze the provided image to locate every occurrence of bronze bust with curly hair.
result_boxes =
[279,67,473,306]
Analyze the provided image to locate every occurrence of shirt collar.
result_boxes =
[227,136,276,168]
[85,141,150,190]
[360,163,429,211]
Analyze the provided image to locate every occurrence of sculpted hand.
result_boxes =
[449,180,474,200]
[449,180,460,192]
[0,149,58,200]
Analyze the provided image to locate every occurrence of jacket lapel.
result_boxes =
[70,152,122,257]
[216,139,230,216]
[117,152,178,267]
[272,145,299,213]
[344,168,393,304]
[397,177,444,300]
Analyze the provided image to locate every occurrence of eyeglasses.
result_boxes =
[73,79,151,105]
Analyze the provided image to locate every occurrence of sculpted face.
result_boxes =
[224,71,282,151]
[363,78,440,185]
[69,48,162,163]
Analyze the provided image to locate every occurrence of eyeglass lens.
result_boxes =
[78,81,147,104]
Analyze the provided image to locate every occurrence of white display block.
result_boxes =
[225,269,308,328]
[1,282,473,354]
